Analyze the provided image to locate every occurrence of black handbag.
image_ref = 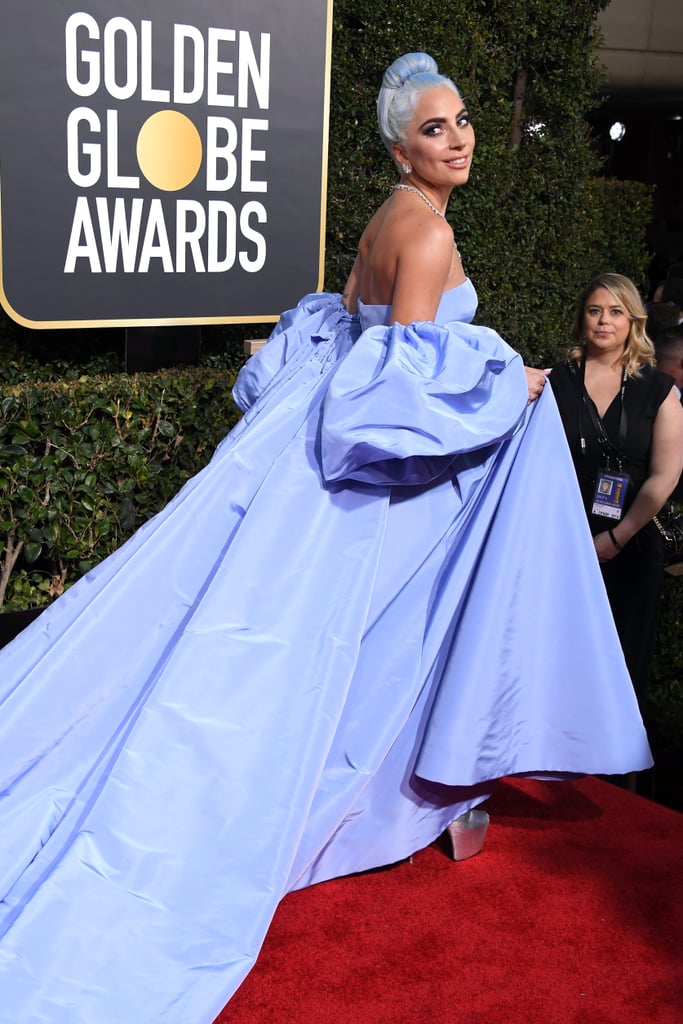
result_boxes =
[653,504,683,576]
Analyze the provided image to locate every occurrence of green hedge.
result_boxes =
[0,368,239,610]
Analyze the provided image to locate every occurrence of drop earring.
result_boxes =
[400,163,411,174]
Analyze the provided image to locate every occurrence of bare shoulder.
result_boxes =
[396,209,454,264]
[377,204,454,278]
[660,385,683,423]
[653,386,683,449]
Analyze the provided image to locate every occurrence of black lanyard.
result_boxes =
[569,360,628,469]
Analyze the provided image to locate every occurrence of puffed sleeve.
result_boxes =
[232,293,346,412]
[320,319,528,486]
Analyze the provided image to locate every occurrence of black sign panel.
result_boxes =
[0,0,332,326]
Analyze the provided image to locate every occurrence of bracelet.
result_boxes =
[608,528,623,552]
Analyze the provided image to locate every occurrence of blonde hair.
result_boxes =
[568,273,656,376]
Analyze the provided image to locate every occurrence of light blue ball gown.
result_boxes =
[0,281,651,1023]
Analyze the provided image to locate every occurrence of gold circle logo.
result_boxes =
[136,111,202,191]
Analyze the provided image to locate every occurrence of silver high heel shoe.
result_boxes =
[445,808,490,861]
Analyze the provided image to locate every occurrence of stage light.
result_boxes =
[609,121,626,142]
[526,121,546,138]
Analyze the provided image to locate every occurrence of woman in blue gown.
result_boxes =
[0,53,651,1023]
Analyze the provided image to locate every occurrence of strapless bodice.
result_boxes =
[357,277,477,330]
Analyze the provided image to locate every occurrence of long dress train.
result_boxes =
[0,280,651,1023]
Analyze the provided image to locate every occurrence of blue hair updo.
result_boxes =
[377,52,459,156]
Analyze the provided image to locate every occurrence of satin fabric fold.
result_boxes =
[0,283,650,1023]
[321,317,527,485]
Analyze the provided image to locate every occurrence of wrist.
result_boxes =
[607,527,623,552]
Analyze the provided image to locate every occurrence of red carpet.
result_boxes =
[217,777,683,1023]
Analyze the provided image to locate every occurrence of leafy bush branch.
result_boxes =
[0,370,239,610]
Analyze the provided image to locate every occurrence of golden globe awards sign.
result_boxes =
[0,0,332,327]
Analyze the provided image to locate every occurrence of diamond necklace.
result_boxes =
[392,184,461,259]
[393,183,445,217]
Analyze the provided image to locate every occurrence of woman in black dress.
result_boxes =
[551,273,683,708]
